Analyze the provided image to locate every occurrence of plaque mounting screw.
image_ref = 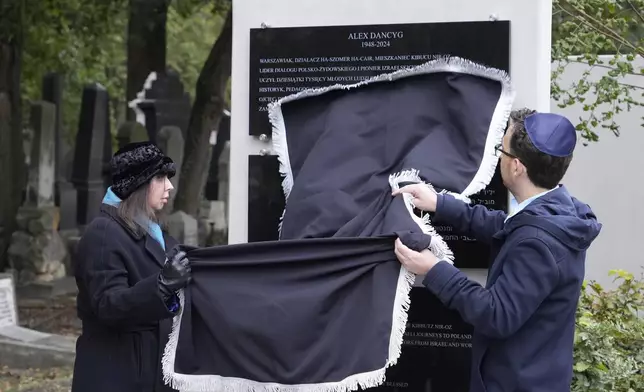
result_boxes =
[259,134,269,142]
[489,14,499,21]
[259,148,271,156]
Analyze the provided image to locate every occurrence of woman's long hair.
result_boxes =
[116,181,159,236]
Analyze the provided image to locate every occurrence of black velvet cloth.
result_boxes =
[161,57,513,392]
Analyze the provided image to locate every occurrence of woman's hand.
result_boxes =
[159,246,191,293]
[392,183,438,212]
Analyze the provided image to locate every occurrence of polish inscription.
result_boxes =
[249,21,510,136]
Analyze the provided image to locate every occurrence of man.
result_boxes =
[393,109,602,392]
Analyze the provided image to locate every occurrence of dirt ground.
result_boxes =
[17,294,81,337]
[0,367,72,392]
[0,294,79,391]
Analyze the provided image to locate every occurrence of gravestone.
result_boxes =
[197,200,228,246]
[116,121,149,149]
[8,102,68,284]
[129,68,191,143]
[57,149,77,231]
[71,84,112,228]
[58,146,80,268]
[21,125,34,169]
[0,273,18,328]
[157,125,184,210]
[166,211,199,246]
[25,102,55,207]
[41,72,69,207]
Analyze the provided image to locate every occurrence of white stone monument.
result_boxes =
[223,2,554,388]
[0,273,18,328]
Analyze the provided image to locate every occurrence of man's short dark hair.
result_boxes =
[508,108,573,189]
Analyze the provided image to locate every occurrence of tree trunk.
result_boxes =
[126,0,169,120]
[0,0,26,270]
[173,10,232,216]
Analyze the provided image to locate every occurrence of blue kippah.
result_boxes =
[524,113,577,157]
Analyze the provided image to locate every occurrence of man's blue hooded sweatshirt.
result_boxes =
[423,185,602,392]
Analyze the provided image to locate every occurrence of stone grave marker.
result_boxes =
[157,125,184,210]
[42,72,76,231]
[0,273,18,328]
[198,200,228,246]
[8,101,68,284]
[166,211,198,246]
[129,68,192,143]
[57,149,77,231]
[116,120,149,149]
[24,101,55,207]
[41,72,68,208]
[71,83,112,228]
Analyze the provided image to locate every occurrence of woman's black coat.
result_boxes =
[71,204,178,392]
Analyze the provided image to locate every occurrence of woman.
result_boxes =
[71,141,191,392]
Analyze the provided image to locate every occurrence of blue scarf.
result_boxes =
[102,187,166,251]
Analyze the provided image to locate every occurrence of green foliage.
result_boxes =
[171,0,230,18]
[18,0,223,146]
[167,2,226,100]
[552,0,644,143]
[21,0,127,146]
[572,269,644,392]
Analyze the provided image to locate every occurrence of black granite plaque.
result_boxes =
[436,166,508,270]
[247,21,512,392]
[370,288,473,392]
[247,155,286,243]
[249,21,510,136]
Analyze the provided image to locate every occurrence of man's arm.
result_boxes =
[422,237,559,339]
[78,219,177,328]
[434,193,507,244]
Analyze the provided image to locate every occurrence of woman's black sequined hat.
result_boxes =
[110,141,176,200]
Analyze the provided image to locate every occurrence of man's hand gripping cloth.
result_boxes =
[161,56,514,392]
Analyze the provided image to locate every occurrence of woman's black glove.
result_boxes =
[158,246,191,299]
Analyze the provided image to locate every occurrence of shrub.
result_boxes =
[572,269,644,392]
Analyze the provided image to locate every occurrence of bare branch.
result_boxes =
[618,82,644,91]
[557,0,644,56]
[625,0,644,24]
[556,59,643,77]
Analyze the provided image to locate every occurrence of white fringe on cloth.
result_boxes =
[161,289,412,392]
[389,169,454,263]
